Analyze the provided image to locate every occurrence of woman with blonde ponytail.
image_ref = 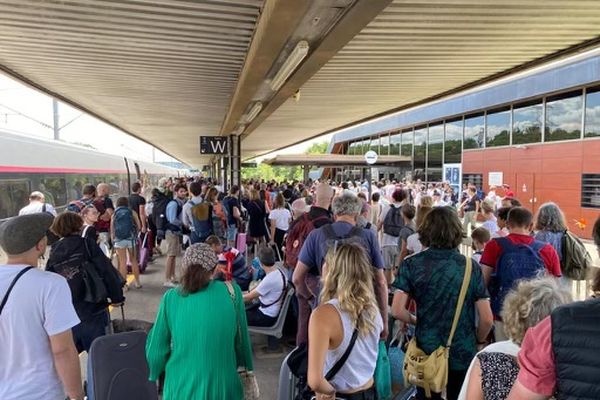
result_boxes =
[307,243,383,400]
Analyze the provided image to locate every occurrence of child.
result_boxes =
[398,204,417,268]
[243,247,287,327]
[471,227,491,264]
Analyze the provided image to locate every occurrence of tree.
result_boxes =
[305,141,328,155]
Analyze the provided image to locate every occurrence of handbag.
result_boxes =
[81,238,109,304]
[403,257,472,398]
[225,281,260,400]
[375,340,392,400]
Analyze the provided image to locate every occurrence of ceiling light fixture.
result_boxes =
[242,102,263,124]
[269,41,310,92]
[233,124,246,135]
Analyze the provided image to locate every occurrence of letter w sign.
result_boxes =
[200,136,228,154]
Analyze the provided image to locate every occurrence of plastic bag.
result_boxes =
[375,340,392,400]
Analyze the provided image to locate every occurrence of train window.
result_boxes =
[39,177,67,207]
[585,86,600,138]
[581,174,600,209]
[513,100,543,144]
[545,90,583,142]
[0,180,31,219]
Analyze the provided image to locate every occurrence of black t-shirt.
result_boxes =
[308,206,333,228]
[223,196,241,225]
[129,193,146,218]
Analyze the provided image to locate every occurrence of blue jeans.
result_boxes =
[73,309,110,353]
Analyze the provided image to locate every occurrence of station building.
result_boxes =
[325,50,600,238]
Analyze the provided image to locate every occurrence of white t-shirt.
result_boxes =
[379,202,404,247]
[0,265,80,400]
[257,269,287,317]
[406,232,424,254]
[18,201,57,216]
[269,208,292,231]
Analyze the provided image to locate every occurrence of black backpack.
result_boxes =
[383,205,404,237]
[322,224,365,258]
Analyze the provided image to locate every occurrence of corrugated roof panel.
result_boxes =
[244,0,600,158]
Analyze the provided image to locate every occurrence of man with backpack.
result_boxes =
[222,185,242,248]
[507,216,600,400]
[66,183,96,214]
[292,192,388,345]
[378,188,408,285]
[480,207,561,340]
[182,181,213,244]
[162,184,187,287]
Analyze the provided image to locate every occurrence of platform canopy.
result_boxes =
[262,153,410,167]
[1,0,600,167]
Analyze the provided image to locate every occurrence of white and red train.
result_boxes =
[0,131,181,219]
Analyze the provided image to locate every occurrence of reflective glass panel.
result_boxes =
[513,102,543,144]
[401,129,413,158]
[389,132,401,155]
[486,108,510,147]
[346,142,355,155]
[427,123,443,182]
[414,127,427,176]
[444,118,463,163]
[545,91,582,142]
[380,134,390,156]
[370,136,380,154]
[585,87,600,138]
[464,114,485,149]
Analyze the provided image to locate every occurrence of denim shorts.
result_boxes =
[227,224,238,242]
[114,238,135,249]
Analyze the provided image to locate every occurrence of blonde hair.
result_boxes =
[419,195,433,208]
[415,205,433,229]
[249,189,260,202]
[320,243,379,336]
[501,277,572,344]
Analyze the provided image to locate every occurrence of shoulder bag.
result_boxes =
[403,257,472,398]
[225,281,260,400]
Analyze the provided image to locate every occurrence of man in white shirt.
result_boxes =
[18,191,57,216]
[0,213,83,400]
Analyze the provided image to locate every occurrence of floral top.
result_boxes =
[478,352,519,400]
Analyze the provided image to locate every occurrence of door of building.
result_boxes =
[515,173,537,212]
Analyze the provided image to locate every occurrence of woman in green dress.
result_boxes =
[146,243,254,399]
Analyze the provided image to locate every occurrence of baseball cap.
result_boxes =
[0,213,54,255]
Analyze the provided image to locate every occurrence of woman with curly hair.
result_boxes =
[308,243,383,400]
[459,277,572,400]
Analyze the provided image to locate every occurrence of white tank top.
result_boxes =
[323,299,383,392]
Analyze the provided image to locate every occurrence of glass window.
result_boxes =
[462,174,483,190]
[414,126,427,177]
[347,141,355,155]
[389,132,401,155]
[545,90,583,142]
[582,174,600,208]
[427,123,443,182]
[39,177,67,207]
[444,118,462,163]
[0,179,31,219]
[380,134,390,156]
[513,101,543,144]
[370,136,380,154]
[401,129,413,158]
[486,108,510,147]
[585,86,600,138]
[464,113,485,149]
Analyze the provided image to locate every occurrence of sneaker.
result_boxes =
[163,281,177,288]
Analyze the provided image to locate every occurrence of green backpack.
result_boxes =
[561,230,593,280]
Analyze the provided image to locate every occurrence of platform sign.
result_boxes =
[200,136,228,155]
[488,171,503,187]
[364,150,378,165]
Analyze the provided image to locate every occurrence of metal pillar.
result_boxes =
[303,165,309,183]
[229,134,241,188]
[52,99,60,140]
[220,156,228,192]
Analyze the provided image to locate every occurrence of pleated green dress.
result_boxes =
[146,280,254,400]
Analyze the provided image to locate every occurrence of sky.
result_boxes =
[0,73,333,166]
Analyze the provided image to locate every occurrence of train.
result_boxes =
[0,130,182,220]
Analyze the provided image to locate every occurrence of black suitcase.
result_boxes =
[87,330,158,400]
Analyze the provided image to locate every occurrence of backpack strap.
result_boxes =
[324,327,359,381]
[259,268,288,308]
[496,237,514,252]
[0,266,34,316]
[529,239,546,254]
[446,257,472,348]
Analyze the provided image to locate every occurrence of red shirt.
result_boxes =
[480,233,562,277]
[516,317,556,396]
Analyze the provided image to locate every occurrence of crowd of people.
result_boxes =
[1,174,599,400]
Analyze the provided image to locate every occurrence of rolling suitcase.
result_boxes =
[236,232,247,256]
[87,330,158,400]
[127,233,149,274]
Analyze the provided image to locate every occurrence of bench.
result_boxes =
[248,285,295,339]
